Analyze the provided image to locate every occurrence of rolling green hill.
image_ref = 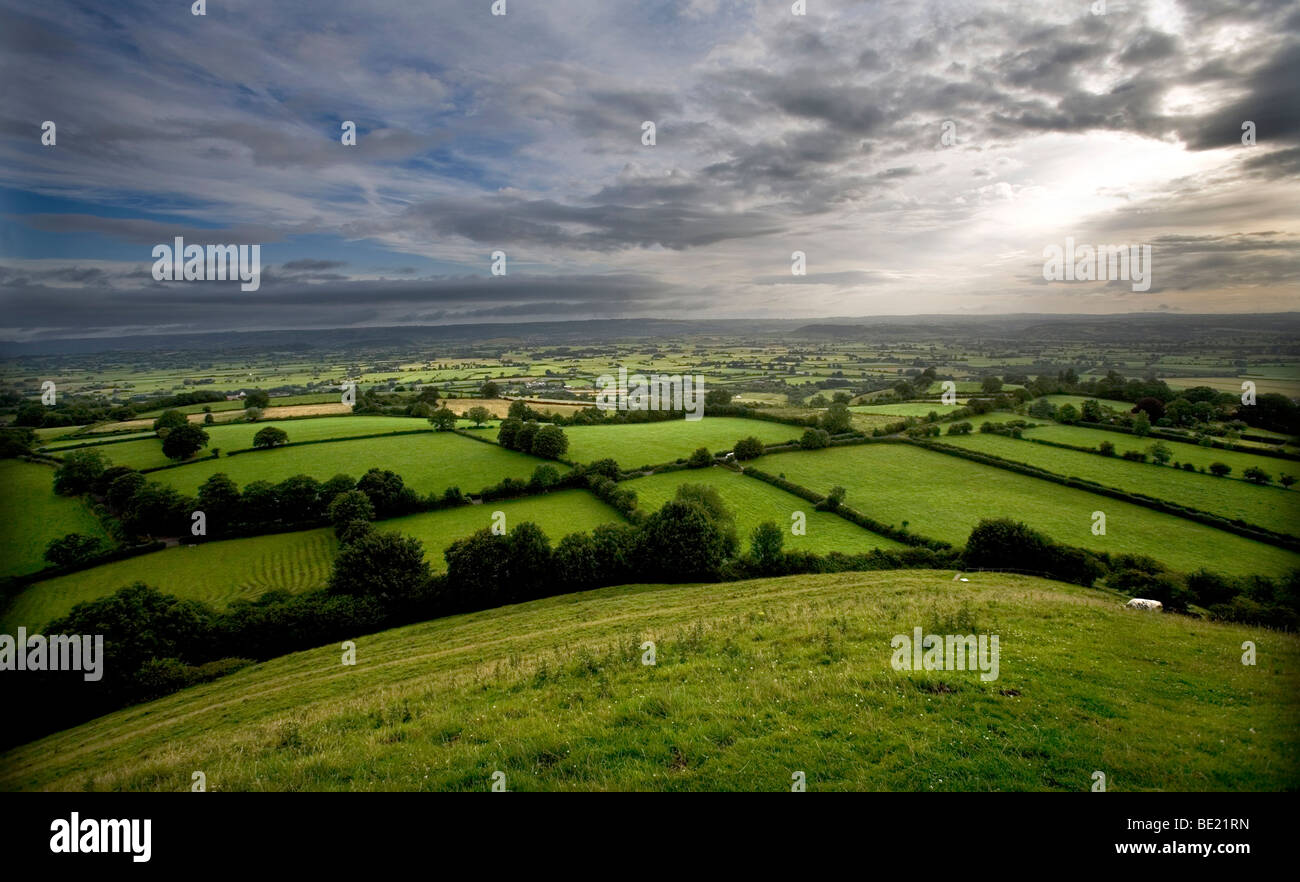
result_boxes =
[1,570,1294,791]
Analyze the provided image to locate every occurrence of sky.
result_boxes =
[0,0,1297,341]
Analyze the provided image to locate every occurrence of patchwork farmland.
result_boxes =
[3,320,1299,797]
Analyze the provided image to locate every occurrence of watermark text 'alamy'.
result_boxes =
[595,367,705,421]
[152,236,261,291]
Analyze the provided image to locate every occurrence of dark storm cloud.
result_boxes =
[281,259,349,271]
[393,191,783,252]
[0,271,681,338]
[1179,43,1300,150]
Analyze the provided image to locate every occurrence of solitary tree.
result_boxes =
[253,426,289,448]
[429,407,457,431]
[1208,462,1232,477]
[480,381,502,399]
[466,406,492,427]
[153,409,188,436]
[162,423,209,461]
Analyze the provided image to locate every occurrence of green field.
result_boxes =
[134,392,340,419]
[757,444,1300,577]
[622,467,906,555]
[1038,395,1129,411]
[551,418,802,468]
[0,461,113,578]
[1,490,621,631]
[382,490,623,570]
[926,382,1024,394]
[41,431,156,450]
[1022,422,1300,477]
[137,431,558,497]
[2,571,1294,791]
[1164,376,1300,398]
[849,403,965,417]
[67,416,435,471]
[941,433,1300,536]
[2,530,339,631]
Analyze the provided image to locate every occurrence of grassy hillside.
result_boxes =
[623,467,906,554]
[2,571,1294,791]
[0,460,113,578]
[1,490,622,631]
[942,433,1300,535]
[758,444,1300,577]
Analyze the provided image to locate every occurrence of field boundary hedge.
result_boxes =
[1074,420,1300,461]
[1016,435,1287,488]
[37,434,157,453]
[740,465,952,551]
[223,427,434,457]
[0,540,168,606]
[916,440,1300,551]
[704,403,820,428]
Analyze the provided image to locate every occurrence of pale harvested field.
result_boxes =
[88,403,353,432]
[445,397,587,418]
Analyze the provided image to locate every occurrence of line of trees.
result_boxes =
[497,419,569,459]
